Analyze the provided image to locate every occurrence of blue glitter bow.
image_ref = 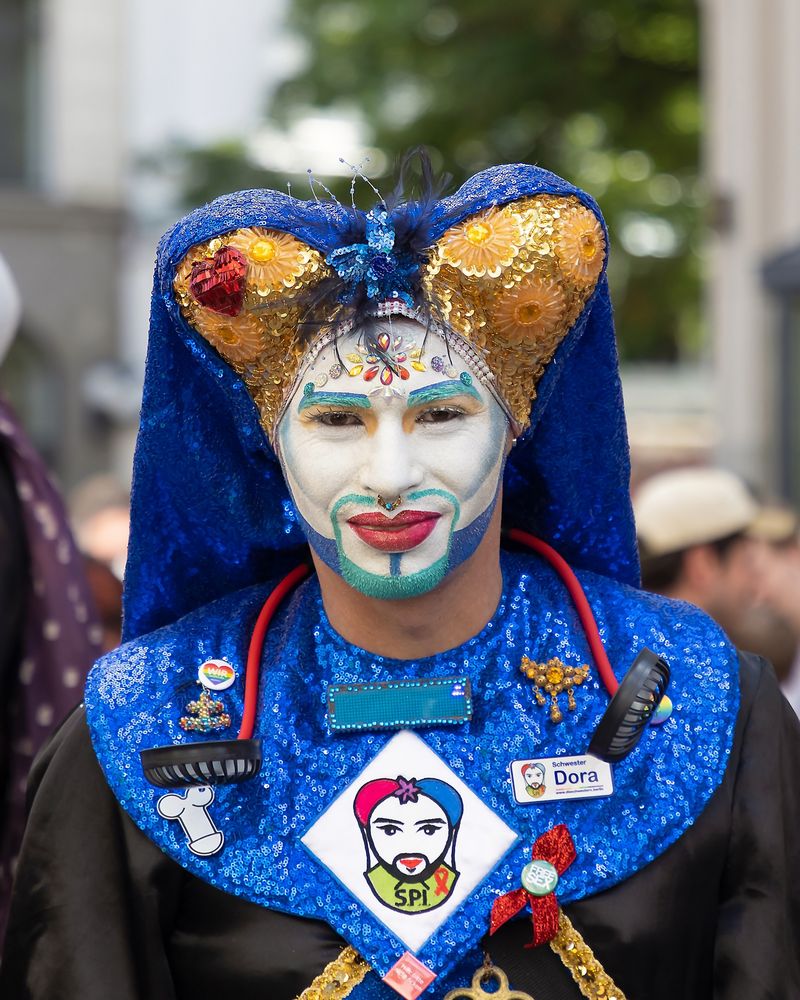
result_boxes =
[325,206,417,307]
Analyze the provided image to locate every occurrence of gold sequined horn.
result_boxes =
[421,195,606,431]
[173,227,335,437]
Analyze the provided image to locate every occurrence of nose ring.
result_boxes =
[376,494,402,512]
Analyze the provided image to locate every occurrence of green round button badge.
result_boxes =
[521,859,559,896]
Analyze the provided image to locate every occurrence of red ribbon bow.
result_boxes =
[490,824,576,948]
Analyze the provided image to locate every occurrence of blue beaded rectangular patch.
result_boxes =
[327,676,473,733]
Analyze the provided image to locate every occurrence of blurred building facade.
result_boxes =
[0,0,126,482]
[0,0,289,489]
[702,0,800,500]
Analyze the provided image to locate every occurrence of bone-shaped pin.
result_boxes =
[157,785,224,856]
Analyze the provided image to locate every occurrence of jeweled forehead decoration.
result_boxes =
[173,191,606,440]
[346,328,425,384]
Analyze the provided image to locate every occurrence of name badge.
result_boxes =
[327,676,472,733]
[509,754,614,804]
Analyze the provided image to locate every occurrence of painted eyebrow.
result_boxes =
[298,390,372,413]
[373,817,404,826]
[407,380,481,408]
[414,818,446,827]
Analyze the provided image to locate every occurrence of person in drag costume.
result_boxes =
[2,160,799,1000]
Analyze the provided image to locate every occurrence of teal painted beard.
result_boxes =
[328,490,462,600]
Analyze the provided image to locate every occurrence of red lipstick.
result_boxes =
[347,510,441,552]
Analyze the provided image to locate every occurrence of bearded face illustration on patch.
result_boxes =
[353,775,463,914]
[522,761,547,799]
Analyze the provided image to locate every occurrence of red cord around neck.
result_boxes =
[237,563,310,740]
[237,534,617,740]
[507,529,619,696]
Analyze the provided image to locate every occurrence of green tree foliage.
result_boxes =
[176,0,703,362]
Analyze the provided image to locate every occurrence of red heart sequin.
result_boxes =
[189,247,247,316]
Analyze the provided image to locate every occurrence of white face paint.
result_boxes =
[277,317,509,599]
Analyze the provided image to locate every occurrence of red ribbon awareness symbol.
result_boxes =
[433,866,451,896]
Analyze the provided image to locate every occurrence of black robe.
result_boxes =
[2,652,800,999]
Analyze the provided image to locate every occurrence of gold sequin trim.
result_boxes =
[295,945,371,1000]
[549,912,628,1000]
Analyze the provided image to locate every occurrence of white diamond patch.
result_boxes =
[301,730,518,952]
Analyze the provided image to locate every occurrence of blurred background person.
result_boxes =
[69,474,129,650]
[636,466,800,712]
[0,255,103,944]
[634,466,761,638]
[70,474,130,583]
[748,506,800,715]
[79,557,123,654]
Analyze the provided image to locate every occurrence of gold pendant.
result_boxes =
[520,656,590,723]
[444,961,535,1000]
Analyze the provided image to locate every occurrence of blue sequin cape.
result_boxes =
[86,551,739,987]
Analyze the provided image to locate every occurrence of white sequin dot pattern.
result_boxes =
[42,620,61,641]
[35,704,54,727]
[18,659,35,685]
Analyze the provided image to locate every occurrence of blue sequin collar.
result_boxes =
[86,551,739,984]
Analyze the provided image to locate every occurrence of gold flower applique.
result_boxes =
[227,228,315,296]
[491,274,567,347]
[555,206,605,286]
[198,309,267,366]
[520,656,590,724]
[440,207,524,277]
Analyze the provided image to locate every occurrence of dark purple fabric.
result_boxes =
[0,396,102,943]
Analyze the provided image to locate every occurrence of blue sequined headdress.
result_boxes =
[124,162,637,640]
